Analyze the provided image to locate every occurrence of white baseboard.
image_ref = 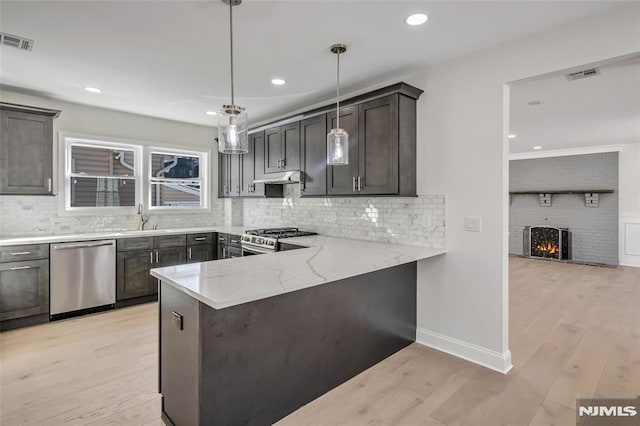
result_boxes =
[416,328,513,374]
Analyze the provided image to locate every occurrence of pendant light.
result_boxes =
[327,43,348,165]
[218,0,248,154]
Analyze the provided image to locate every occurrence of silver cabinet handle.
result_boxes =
[47,178,52,192]
[223,185,228,194]
[219,237,226,242]
[222,247,227,258]
[357,176,362,191]
[352,177,357,192]
[155,251,159,263]
[150,252,154,264]
[281,158,285,169]
[194,237,207,241]
[236,185,240,194]
[10,265,31,270]
[52,241,114,250]
[188,247,192,259]
[11,251,32,256]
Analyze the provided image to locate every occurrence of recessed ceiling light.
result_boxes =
[271,78,286,86]
[405,13,428,26]
[508,134,517,139]
[206,111,217,116]
[84,86,102,93]
[533,146,542,150]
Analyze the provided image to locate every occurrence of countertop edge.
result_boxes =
[151,248,446,310]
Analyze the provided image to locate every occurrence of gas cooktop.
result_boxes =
[245,228,317,239]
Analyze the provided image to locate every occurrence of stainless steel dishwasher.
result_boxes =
[50,240,116,316]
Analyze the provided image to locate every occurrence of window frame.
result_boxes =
[58,133,144,216]
[146,146,209,213]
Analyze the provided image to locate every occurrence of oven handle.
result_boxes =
[241,245,275,255]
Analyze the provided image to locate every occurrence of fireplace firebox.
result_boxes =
[523,226,570,260]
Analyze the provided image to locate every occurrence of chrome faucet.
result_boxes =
[137,204,149,231]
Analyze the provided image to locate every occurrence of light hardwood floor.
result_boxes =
[1,257,638,425]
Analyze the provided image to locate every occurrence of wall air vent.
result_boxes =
[565,68,600,81]
[0,32,34,51]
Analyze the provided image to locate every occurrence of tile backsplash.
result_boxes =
[0,195,225,236]
[1,188,446,249]
[243,186,446,248]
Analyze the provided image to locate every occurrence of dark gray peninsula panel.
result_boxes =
[159,261,417,426]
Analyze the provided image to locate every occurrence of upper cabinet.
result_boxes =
[0,103,61,195]
[261,122,300,175]
[218,82,423,199]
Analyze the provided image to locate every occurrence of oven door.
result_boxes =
[241,245,275,256]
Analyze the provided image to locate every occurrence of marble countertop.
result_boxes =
[0,226,246,246]
[150,235,446,310]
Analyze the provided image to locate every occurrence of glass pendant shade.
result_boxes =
[327,128,349,165]
[217,105,248,154]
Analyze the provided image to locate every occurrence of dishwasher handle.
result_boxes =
[51,241,115,250]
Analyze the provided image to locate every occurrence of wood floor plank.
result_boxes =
[1,258,637,425]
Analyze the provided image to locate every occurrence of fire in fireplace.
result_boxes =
[523,226,570,260]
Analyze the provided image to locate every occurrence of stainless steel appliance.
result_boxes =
[50,240,116,316]
[241,228,316,255]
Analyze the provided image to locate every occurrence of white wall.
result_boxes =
[410,3,640,372]
[619,143,640,266]
[0,92,223,235]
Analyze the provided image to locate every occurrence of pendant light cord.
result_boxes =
[336,51,340,130]
[229,1,235,106]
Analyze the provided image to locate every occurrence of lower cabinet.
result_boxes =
[216,233,242,259]
[0,259,49,321]
[187,245,214,263]
[116,235,186,302]
[0,243,50,330]
[116,250,154,300]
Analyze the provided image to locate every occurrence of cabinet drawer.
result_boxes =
[0,244,49,263]
[227,234,242,248]
[154,235,186,249]
[117,237,153,252]
[217,233,228,245]
[0,259,49,321]
[186,233,214,246]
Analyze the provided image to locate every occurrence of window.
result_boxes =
[59,134,209,215]
[148,149,208,211]
[61,136,142,214]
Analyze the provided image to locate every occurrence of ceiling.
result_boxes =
[0,1,628,126]
[509,55,640,154]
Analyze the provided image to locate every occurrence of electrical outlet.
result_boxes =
[464,216,481,232]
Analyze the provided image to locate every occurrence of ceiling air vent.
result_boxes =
[0,32,34,51]
[565,68,600,81]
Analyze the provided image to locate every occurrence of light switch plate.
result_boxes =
[465,216,481,232]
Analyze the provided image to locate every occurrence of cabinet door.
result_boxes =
[264,127,282,174]
[0,259,49,321]
[300,114,327,196]
[241,133,265,197]
[116,250,154,300]
[229,154,241,197]
[156,246,187,268]
[327,106,359,195]
[0,110,53,195]
[358,96,399,195]
[187,245,214,263]
[281,122,300,171]
[218,153,230,197]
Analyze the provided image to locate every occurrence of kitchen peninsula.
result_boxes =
[151,235,445,426]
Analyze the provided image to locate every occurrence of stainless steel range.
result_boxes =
[240,228,317,255]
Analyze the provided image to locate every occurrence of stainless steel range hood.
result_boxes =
[253,171,301,184]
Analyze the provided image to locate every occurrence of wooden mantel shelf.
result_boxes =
[509,190,614,194]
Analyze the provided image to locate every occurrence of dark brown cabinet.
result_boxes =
[0,244,50,327]
[300,114,327,196]
[0,103,60,195]
[262,122,300,174]
[218,153,241,197]
[116,235,186,301]
[327,106,360,196]
[216,233,242,259]
[187,232,216,263]
[240,133,265,196]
